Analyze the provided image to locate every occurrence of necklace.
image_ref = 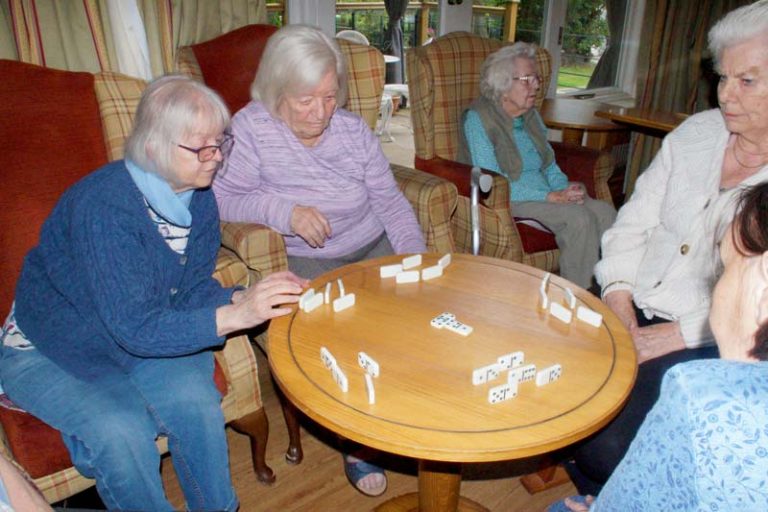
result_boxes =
[736,135,768,157]
[731,144,768,169]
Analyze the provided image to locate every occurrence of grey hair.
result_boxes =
[709,0,768,67]
[479,42,538,105]
[251,24,348,116]
[125,75,230,179]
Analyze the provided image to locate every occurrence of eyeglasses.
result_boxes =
[177,133,234,162]
[512,74,541,86]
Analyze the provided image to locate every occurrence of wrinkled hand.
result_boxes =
[632,322,685,364]
[291,205,332,248]
[221,272,308,335]
[603,290,639,333]
[547,182,585,204]
[566,182,586,204]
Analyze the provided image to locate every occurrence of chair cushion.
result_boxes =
[516,223,558,254]
[0,361,228,479]
[0,60,109,315]
[189,24,277,114]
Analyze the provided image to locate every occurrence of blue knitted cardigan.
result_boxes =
[14,160,234,379]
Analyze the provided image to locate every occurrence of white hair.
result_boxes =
[250,24,348,117]
[479,42,538,105]
[125,75,230,180]
[709,0,768,66]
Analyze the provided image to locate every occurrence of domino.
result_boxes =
[324,282,332,304]
[438,253,452,269]
[364,373,375,404]
[330,363,349,392]
[299,288,315,310]
[508,363,537,384]
[549,301,573,324]
[395,270,420,284]
[536,364,563,387]
[380,263,403,278]
[430,312,455,329]
[320,346,337,369]
[576,306,603,327]
[565,287,577,310]
[421,264,443,281]
[357,351,380,378]
[304,292,324,313]
[446,319,473,336]
[540,273,551,309]
[337,278,345,297]
[497,351,524,370]
[472,363,501,385]
[332,293,355,312]
[488,381,518,404]
[402,254,423,270]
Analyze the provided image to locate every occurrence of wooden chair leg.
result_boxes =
[520,461,571,494]
[229,409,276,485]
[280,398,303,464]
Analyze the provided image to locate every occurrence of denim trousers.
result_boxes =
[0,344,237,511]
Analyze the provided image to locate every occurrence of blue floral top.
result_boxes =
[593,359,768,511]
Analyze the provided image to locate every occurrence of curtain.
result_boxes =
[587,0,626,89]
[0,0,266,78]
[626,0,753,195]
[383,0,408,83]
[0,0,116,72]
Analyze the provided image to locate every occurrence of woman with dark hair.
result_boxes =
[551,182,768,511]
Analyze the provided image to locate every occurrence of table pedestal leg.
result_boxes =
[374,461,487,512]
[561,127,585,146]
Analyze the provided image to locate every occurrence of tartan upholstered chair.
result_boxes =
[176,26,458,465]
[0,59,279,503]
[407,31,615,272]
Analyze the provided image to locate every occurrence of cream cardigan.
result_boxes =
[595,109,768,347]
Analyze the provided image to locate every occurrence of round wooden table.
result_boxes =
[268,254,636,512]
[540,98,628,150]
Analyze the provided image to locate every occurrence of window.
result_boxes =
[518,0,645,103]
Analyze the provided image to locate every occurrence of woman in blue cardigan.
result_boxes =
[0,76,306,511]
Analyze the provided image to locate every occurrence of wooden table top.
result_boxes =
[268,254,636,463]
[540,98,625,132]
[594,106,688,134]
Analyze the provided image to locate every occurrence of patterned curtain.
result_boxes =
[140,0,267,76]
[626,0,753,195]
[0,0,115,72]
[0,0,266,77]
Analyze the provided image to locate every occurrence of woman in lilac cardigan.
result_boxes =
[213,24,426,282]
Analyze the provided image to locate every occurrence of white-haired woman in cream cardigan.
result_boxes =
[567,0,768,495]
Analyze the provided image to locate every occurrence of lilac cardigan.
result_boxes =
[213,102,426,258]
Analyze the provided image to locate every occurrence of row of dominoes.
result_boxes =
[320,347,380,404]
[299,278,356,314]
[430,312,473,336]
[472,350,563,403]
[380,254,452,283]
[538,273,603,328]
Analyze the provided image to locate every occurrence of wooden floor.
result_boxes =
[162,346,576,512]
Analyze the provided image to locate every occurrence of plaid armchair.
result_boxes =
[407,31,615,272]
[0,60,275,503]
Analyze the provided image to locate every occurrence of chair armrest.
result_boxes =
[214,334,263,420]
[391,164,458,254]
[220,222,288,281]
[414,156,524,261]
[551,142,615,206]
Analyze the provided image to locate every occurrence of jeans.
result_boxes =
[0,344,237,511]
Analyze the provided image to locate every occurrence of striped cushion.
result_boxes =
[93,71,146,162]
[337,39,386,131]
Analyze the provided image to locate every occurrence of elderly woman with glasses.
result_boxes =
[458,42,616,289]
[0,76,306,511]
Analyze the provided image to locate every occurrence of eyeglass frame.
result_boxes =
[511,74,542,86]
[176,133,235,162]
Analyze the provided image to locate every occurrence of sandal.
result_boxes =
[343,456,388,497]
